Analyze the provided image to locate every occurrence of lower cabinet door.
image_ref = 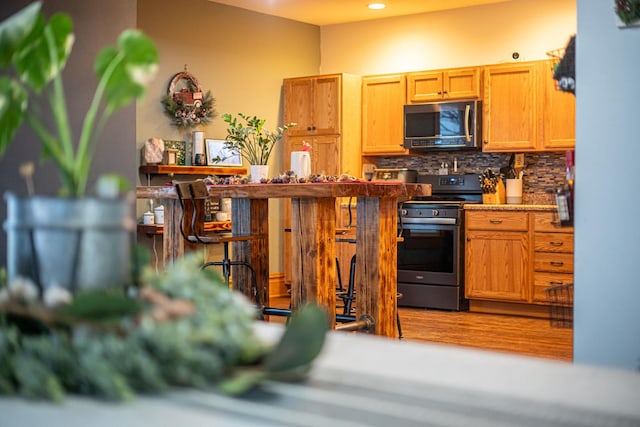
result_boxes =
[465,230,529,302]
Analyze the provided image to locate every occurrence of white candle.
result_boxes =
[192,131,204,155]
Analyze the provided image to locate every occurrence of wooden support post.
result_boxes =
[356,196,398,338]
[290,197,337,327]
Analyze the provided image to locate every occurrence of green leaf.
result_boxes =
[0,1,41,66]
[94,173,131,198]
[217,369,267,396]
[263,304,328,375]
[0,77,28,156]
[14,13,73,93]
[58,288,142,322]
[95,29,159,115]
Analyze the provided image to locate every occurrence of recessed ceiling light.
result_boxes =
[368,3,386,10]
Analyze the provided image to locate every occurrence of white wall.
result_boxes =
[320,0,575,75]
[574,0,640,370]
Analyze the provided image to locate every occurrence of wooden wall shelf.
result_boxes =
[139,165,247,176]
[137,221,232,236]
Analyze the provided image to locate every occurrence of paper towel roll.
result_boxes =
[291,151,311,178]
[506,179,523,204]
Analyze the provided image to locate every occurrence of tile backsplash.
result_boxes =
[370,151,567,204]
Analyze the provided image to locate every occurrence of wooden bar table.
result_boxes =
[137,182,431,337]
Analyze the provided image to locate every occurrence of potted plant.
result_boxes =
[222,112,295,182]
[0,2,159,291]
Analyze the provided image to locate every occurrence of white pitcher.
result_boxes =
[291,151,311,178]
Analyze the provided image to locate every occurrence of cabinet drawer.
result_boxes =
[466,211,528,231]
[533,212,574,233]
[533,272,574,303]
[534,252,574,273]
[534,232,574,253]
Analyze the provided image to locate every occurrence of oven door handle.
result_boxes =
[400,217,457,225]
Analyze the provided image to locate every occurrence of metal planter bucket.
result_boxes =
[4,193,135,292]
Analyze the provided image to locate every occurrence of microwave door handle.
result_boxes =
[464,104,471,142]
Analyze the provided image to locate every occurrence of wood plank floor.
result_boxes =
[266,296,573,362]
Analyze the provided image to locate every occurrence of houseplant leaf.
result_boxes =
[0,78,28,155]
[13,13,73,93]
[96,29,159,115]
[0,1,41,67]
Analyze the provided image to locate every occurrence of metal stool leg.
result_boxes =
[396,292,404,340]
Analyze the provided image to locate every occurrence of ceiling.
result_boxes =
[209,0,511,26]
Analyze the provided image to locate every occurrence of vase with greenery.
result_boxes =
[0,1,159,291]
[222,112,295,182]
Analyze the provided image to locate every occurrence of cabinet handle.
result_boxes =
[550,261,564,266]
[550,220,562,226]
[489,219,503,224]
[550,241,564,246]
[549,281,564,285]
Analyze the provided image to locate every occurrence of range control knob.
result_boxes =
[432,209,440,216]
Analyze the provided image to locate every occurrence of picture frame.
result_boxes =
[205,138,242,166]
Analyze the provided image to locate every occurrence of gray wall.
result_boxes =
[0,0,137,267]
[574,0,640,369]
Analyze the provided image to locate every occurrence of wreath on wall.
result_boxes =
[615,0,640,25]
[161,69,217,129]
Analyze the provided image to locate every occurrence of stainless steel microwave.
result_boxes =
[403,100,481,150]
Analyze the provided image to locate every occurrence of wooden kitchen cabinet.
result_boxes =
[286,136,340,176]
[540,60,576,150]
[283,74,341,136]
[282,73,362,286]
[361,73,408,155]
[482,60,575,152]
[532,212,574,303]
[465,211,530,302]
[482,62,538,152]
[407,67,481,103]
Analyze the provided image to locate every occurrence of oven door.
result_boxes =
[397,222,460,286]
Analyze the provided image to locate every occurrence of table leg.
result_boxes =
[356,197,398,338]
[163,199,184,266]
[232,199,269,306]
[290,197,337,327]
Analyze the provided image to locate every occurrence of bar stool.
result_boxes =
[336,235,404,339]
[174,180,262,309]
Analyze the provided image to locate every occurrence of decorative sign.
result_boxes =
[161,68,217,129]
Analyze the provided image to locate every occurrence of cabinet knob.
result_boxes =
[483,140,488,145]
[437,91,442,95]
[466,237,471,242]
[443,90,448,94]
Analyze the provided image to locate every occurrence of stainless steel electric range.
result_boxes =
[397,173,482,311]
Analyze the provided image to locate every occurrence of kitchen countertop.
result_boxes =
[465,203,557,212]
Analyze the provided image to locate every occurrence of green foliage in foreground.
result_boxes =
[0,254,328,401]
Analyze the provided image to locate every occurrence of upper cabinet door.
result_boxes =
[444,67,481,100]
[540,60,576,150]
[284,78,314,136]
[407,67,481,103]
[284,75,340,136]
[312,76,341,135]
[407,71,443,103]
[361,74,408,155]
[482,63,538,152]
